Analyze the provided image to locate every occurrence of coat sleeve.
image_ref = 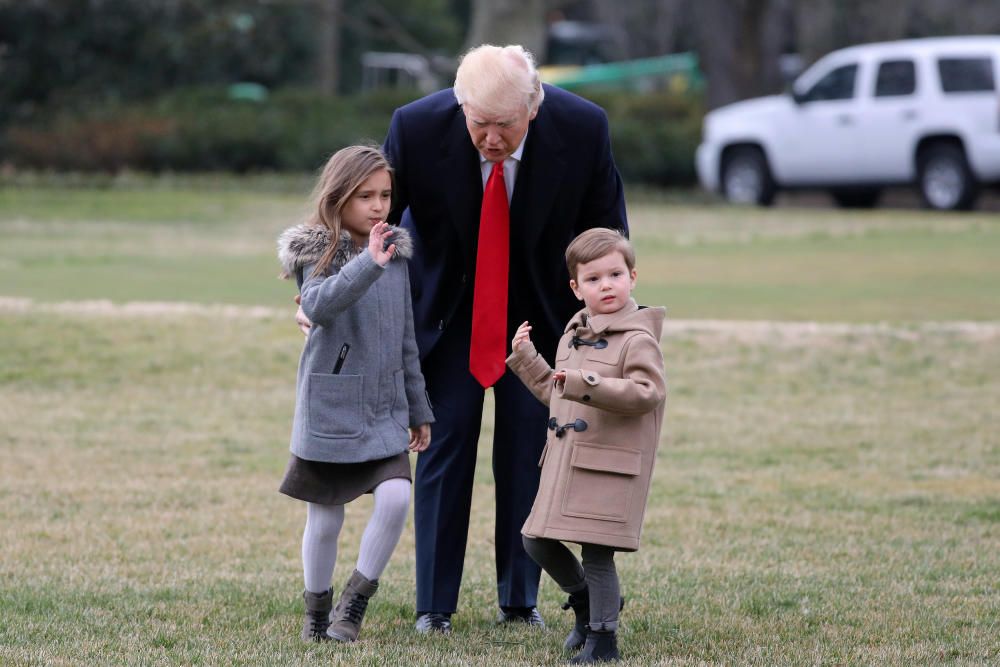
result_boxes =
[559,334,665,415]
[299,250,384,327]
[506,341,555,407]
[402,264,435,426]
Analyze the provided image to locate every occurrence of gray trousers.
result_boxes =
[522,535,620,631]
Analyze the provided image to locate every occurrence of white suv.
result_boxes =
[696,36,1000,210]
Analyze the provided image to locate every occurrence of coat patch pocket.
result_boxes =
[307,373,364,438]
[389,368,409,431]
[562,442,641,523]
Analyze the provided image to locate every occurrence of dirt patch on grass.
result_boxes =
[0,297,283,320]
[3,297,998,343]
[663,318,1000,344]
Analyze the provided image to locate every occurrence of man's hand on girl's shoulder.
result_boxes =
[294,294,311,335]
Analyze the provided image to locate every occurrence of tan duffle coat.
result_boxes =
[507,300,666,551]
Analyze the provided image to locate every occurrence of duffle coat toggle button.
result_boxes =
[548,417,588,438]
[570,336,608,350]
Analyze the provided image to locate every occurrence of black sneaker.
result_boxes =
[415,611,452,634]
[497,606,545,627]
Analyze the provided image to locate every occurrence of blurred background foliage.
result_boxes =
[0,0,996,185]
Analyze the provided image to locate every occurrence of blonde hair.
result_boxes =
[307,144,392,278]
[565,228,635,280]
[454,44,545,116]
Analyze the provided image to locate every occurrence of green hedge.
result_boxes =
[2,87,702,185]
[585,91,704,186]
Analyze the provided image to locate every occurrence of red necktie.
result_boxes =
[469,161,510,388]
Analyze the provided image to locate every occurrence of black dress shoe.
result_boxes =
[415,611,452,634]
[497,606,545,627]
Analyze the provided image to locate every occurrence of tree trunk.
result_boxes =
[694,0,787,109]
[317,0,341,95]
[465,0,549,62]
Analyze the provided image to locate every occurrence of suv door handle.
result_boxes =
[836,114,854,126]
[900,109,918,121]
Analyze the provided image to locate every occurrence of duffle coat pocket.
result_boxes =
[562,442,642,523]
[307,373,365,438]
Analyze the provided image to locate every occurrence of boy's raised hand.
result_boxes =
[409,423,431,452]
[512,321,533,351]
[369,221,396,266]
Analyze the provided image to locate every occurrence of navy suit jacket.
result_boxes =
[384,84,628,365]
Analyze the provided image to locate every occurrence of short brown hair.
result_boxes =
[565,228,635,279]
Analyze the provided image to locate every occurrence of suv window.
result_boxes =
[875,60,916,97]
[801,64,858,102]
[938,57,995,93]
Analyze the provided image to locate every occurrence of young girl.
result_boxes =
[276,145,434,643]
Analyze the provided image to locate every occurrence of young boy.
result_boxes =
[506,228,666,664]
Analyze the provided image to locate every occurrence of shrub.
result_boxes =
[585,90,704,186]
[2,87,703,185]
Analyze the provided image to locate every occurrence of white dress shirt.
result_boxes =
[479,131,528,204]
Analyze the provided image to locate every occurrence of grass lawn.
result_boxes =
[1,182,998,664]
[2,183,999,321]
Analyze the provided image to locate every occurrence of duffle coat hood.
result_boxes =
[506,299,666,551]
[278,223,434,464]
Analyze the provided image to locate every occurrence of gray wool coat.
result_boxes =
[277,224,434,464]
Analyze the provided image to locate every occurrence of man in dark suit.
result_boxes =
[386,44,627,634]
[296,44,627,633]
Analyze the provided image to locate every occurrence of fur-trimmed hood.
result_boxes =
[277,224,413,278]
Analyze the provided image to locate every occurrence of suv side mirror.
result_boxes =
[791,89,807,105]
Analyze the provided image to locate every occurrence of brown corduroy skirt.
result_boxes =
[279,451,411,506]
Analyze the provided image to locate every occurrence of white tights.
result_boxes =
[302,477,411,593]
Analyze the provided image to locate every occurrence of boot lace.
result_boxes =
[342,594,370,624]
[307,609,330,637]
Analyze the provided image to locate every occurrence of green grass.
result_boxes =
[2,184,999,319]
[1,182,998,664]
[1,312,997,665]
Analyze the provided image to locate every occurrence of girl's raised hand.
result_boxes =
[368,221,396,266]
[511,321,532,351]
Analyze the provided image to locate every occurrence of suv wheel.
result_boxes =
[917,143,979,211]
[721,147,776,206]
[830,187,882,209]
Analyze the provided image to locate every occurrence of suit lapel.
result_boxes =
[437,110,482,267]
[511,105,567,254]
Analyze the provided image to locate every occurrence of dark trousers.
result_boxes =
[414,308,547,614]
[522,536,621,631]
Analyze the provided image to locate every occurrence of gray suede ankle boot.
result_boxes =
[327,569,379,642]
[567,629,620,663]
[301,589,333,642]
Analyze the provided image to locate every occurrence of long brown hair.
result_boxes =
[307,144,393,278]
